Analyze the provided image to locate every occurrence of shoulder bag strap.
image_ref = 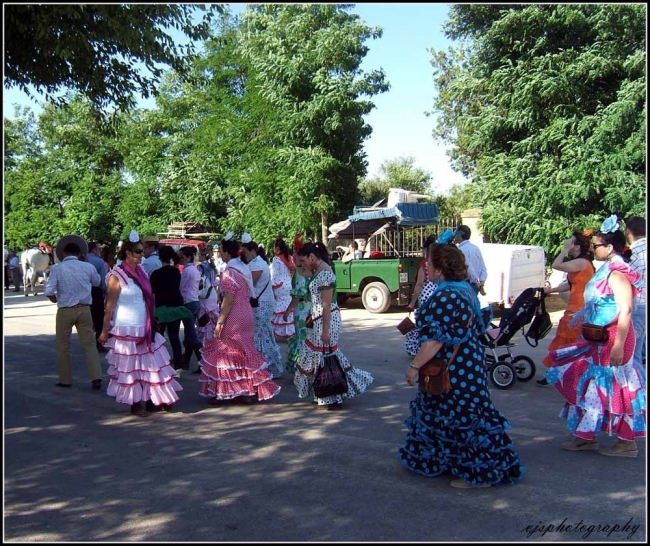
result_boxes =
[444,316,473,367]
[258,278,270,297]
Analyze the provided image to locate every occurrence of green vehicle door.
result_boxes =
[333,260,352,290]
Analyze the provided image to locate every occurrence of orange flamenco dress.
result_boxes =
[542,263,595,367]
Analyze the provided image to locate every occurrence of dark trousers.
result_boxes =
[4,265,11,289]
[10,267,21,290]
[90,287,105,341]
[158,320,183,370]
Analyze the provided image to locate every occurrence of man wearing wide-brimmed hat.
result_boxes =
[141,236,162,277]
[44,239,103,390]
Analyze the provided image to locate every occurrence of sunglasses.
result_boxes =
[591,243,608,249]
[131,249,145,254]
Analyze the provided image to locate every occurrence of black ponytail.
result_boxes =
[298,241,331,265]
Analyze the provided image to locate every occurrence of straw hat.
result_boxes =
[54,235,88,263]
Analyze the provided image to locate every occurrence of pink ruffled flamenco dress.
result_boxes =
[199,267,281,403]
[104,265,182,409]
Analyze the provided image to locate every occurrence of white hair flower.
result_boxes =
[128,230,139,243]
[600,215,619,234]
[241,232,252,244]
[224,231,234,241]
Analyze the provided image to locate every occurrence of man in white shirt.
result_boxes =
[211,244,227,278]
[141,236,162,277]
[626,216,646,371]
[453,225,487,294]
[342,241,363,263]
[44,242,103,390]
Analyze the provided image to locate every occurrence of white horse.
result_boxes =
[20,248,51,296]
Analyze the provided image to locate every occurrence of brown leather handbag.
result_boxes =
[397,314,415,335]
[582,323,609,343]
[418,317,470,395]
[419,344,462,395]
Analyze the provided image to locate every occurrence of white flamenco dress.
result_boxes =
[105,267,183,406]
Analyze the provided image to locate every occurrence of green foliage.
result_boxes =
[430,4,646,261]
[358,157,432,206]
[235,4,389,241]
[4,98,130,249]
[4,5,388,249]
[4,4,222,112]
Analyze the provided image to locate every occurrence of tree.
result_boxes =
[4,97,129,249]
[429,4,646,258]
[237,4,389,241]
[4,4,222,112]
[358,157,432,206]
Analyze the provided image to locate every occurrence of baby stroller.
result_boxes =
[480,287,549,389]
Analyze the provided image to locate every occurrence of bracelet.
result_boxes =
[409,363,419,370]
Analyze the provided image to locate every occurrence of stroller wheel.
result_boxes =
[489,361,517,389]
[513,355,536,381]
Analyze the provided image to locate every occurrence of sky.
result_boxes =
[3,3,468,195]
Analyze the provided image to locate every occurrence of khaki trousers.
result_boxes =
[56,306,102,384]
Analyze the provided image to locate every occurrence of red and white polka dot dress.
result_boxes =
[198,268,280,401]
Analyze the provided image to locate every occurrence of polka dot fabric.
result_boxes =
[398,286,525,487]
[199,268,280,402]
[405,279,438,357]
[294,269,373,406]
[545,256,646,441]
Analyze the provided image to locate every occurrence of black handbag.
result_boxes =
[313,347,348,398]
[250,279,270,308]
[525,293,553,347]
[197,313,210,327]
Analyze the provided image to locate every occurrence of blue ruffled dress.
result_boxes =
[398,281,525,486]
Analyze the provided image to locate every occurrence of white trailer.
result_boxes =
[479,244,546,308]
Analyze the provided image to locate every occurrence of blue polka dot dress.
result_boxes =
[398,285,525,486]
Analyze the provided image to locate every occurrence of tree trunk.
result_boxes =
[320,212,328,244]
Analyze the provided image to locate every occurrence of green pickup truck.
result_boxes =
[327,202,440,313]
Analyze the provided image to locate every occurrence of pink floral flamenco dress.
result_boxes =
[105,265,183,409]
[545,256,645,442]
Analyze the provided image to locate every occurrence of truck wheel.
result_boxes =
[362,282,392,314]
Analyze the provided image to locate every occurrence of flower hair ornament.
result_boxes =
[436,229,455,245]
[582,228,594,237]
[241,232,252,244]
[293,232,305,254]
[600,215,619,234]
[128,229,140,243]
[224,231,235,241]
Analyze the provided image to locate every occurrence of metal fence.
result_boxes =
[367,217,460,258]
